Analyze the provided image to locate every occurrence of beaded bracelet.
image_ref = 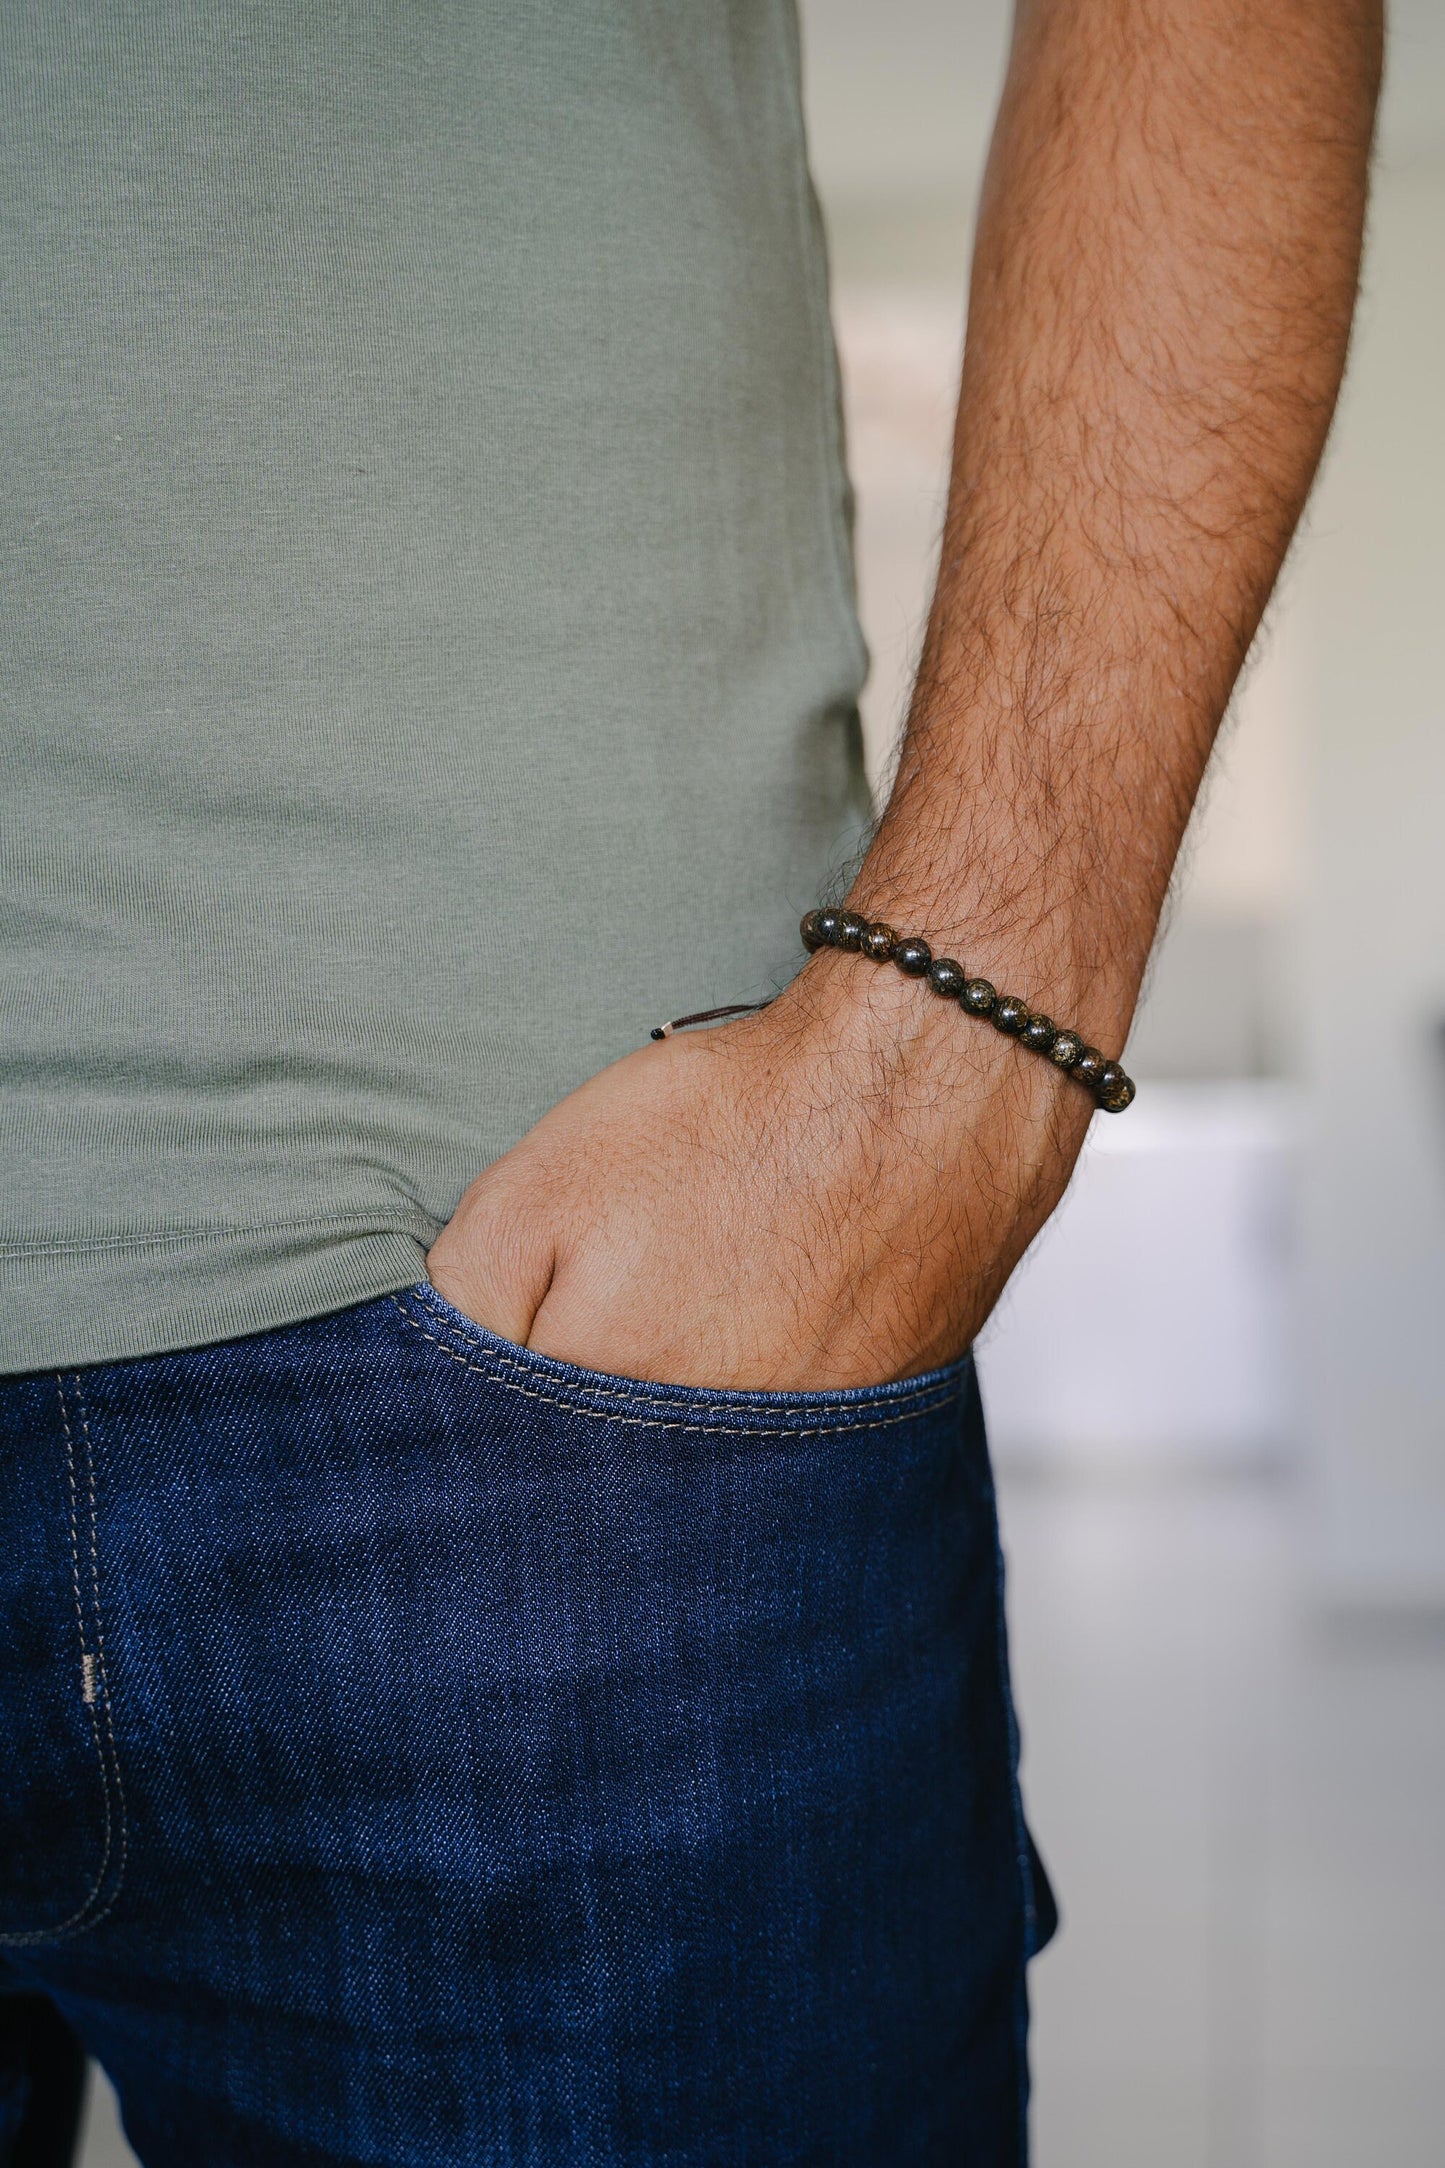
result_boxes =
[648,907,1135,1113]
[800,906,1136,1113]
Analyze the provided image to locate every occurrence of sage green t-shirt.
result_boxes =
[0,2,870,1372]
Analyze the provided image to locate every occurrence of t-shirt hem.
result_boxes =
[0,1222,434,1375]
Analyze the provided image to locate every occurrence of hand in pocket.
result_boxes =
[427,954,1089,1392]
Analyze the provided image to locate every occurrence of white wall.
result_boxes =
[1297,159,1445,1605]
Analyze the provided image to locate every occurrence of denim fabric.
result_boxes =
[0,1285,1051,2165]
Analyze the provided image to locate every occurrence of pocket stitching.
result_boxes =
[394,1299,964,1437]
[0,1376,127,1946]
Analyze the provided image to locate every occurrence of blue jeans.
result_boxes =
[0,1284,1053,2165]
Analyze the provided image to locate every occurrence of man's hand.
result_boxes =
[428,948,1090,1389]
[433,0,1380,1389]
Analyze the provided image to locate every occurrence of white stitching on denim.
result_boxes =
[66,1374,128,1937]
[0,1378,115,1946]
[403,1295,832,1414]
[401,1291,963,1421]
[58,1380,92,1688]
[393,1301,961,1437]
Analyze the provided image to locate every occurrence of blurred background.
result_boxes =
[78,4,1444,2164]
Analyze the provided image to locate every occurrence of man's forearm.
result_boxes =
[431,0,1382,1391]
[853,0,1380,1052]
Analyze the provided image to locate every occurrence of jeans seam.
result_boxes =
[0,1376,127,1947]
[392,1298,962,1436]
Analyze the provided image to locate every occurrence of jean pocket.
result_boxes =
[0,1373,126,1948]
[389,1280,974,1443]
[373,1280,1022,2149]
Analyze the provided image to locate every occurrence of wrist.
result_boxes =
[768,896,1137,1123]
[848,754,1156,1055]
[832,871,1142,1066]
[766,937,1087,1135]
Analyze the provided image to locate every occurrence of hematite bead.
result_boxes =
[813,907,844,947]
[1071,1046,1106,1087]
[836,910,868,950]
[862,921,898,961]
[1048,1030,1084,1070]
[1020,1012,1057,1053]
[961,978,997,1016]
[1098,1071,1136,1113]
[800,909,826,951]
[992,995,1028,1035]
[926,957,966,999]
[894,936,933,977]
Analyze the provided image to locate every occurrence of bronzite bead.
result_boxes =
[1096,1061,1134,1112]
[787,907,1135,1111]
[893,935,933,977]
